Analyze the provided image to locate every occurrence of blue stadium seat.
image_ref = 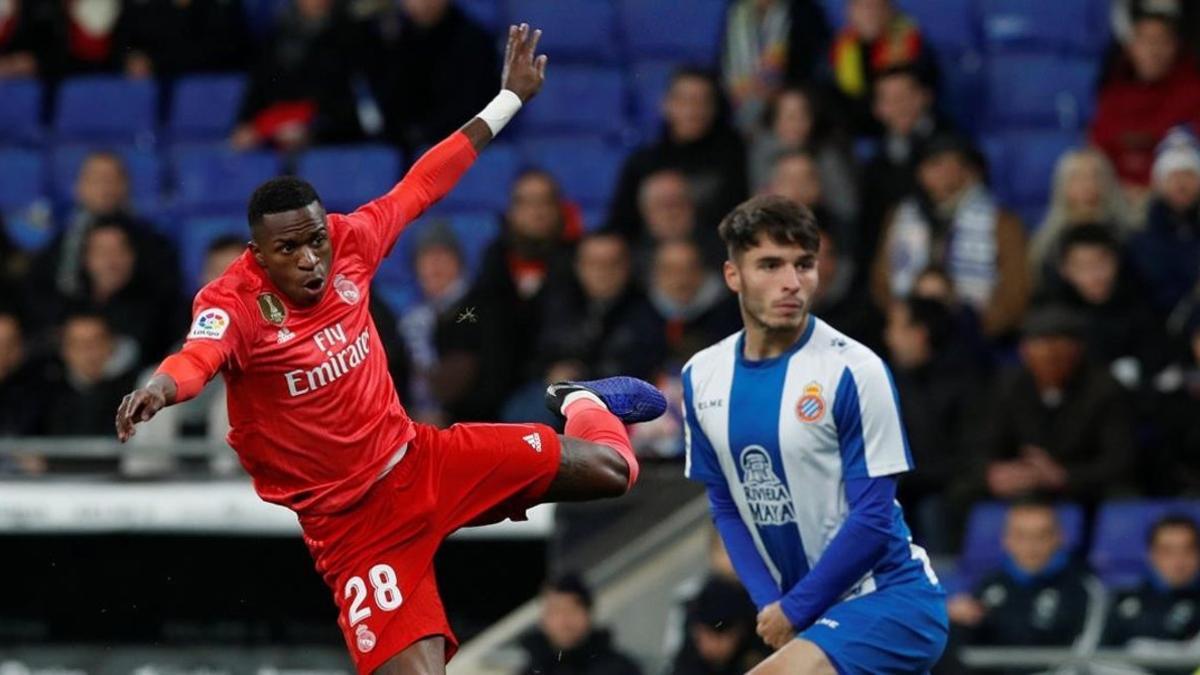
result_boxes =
[242,0,288,37]
[54,77,158,145]
[516,66,626,138]
[986,55,1099,130]
[0,79,43,146]
[819,0,846,28]
[980,130,1080,214]
[630,59,677,142]
[978,0,1110,55]
[521,136,623,210]
[51,145,162,212]
[458,0,505,32]
[0,150,45,211]
[169,75,247,142]
[438,143,520,212]
[179,214,249,292]
[619,0,727,65]
[296,145,403,215]
[958,501,1086,586]
[897,0,977,52]
[1090,500,1200,589]
[935,49,986,136]
[171,144,281,216]
[506,0,618,62]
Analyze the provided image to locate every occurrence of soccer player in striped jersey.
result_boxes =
[682,196,948,674]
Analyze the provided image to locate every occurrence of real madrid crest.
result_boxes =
[796,382,826,423]
[257,292,287,325]
[335,274,360,305]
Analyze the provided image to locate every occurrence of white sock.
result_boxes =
[561,390,606,415]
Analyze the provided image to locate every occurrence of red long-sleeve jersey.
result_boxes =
[156,131,477,515]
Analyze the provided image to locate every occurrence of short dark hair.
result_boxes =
[874,63,931,91]
[545,572,592,610]
[1148,515,1200,548]
[718,195,820,258]
[1007,496,1060,524]
[1057,223,1121,262]
[247,177,321,228]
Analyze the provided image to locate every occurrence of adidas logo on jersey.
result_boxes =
[523,433,542,452]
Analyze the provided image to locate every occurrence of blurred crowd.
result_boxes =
[1,0,1200,667]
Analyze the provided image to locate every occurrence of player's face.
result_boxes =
[725,236,818,334]
[1149,526,1200,589]
[251,202,333,306]
[1003,507,1062,574]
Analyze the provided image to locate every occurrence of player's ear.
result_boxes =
[249,240,267,269]
[723,258,741,294]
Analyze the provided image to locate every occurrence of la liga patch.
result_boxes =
[189,308,230,340]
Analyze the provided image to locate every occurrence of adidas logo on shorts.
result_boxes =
[523,433,542,453]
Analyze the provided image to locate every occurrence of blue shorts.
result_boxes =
[799,581,949,675]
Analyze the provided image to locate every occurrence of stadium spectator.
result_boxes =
[670,576,768,675]
[1103,515,1200,649]
[1042,224,1168,390]
[828,0,934,133]
[1030,148,1136,286]
[884,296,981,553]
[872,134,1030,338]
[1113,0,1200,63]
[1091,10,1200,191]
[648,239,739,367]
[764,150,855,260]
[975,305,1136,503]
[519,573,641,675]
[363,0,498,152]
[0,0,54,78]
[747,86,858,230]
[606,68,748,255]
[947,500,1098,648]
[399,222,468,426]
[40,312,138,438]
[721,0,831,132]
[860,65,948,270]
[48,0,126,75]
[0,310,46,437]
[118,0,250,79]
[26,153,182,347]
[533,232,666,387]
[433,170,576,423]
[633,169,706,273]
[231,0,368,150]
[1149,307,1200,495]
[1127,128,1200,312]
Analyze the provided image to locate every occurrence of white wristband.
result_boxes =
[478,89,523,136]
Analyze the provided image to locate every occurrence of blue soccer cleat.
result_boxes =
[545,376,668,423]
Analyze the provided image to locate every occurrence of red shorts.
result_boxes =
[298,422,562,674]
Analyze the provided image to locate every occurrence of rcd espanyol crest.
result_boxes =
[740,446,796,526]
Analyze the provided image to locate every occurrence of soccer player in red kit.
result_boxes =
[113,25,666,675]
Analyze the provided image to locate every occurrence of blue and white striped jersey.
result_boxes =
[683,316,937,600]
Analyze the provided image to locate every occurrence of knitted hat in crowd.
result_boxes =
[1152,126,1200,186]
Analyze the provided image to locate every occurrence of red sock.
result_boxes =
[564,399,639,490]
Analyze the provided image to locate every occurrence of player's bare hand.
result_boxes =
[115,376,175,442]
[756,602,796,650]
[502,23,547,103]
[947,594,986,627]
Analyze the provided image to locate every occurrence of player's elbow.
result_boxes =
[591,444,632,497]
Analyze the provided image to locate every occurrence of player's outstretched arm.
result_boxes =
[115,374,177,443]
[460,22,547,152]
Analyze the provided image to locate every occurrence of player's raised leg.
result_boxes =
[541,376,668,500]
[749,639,838,675]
